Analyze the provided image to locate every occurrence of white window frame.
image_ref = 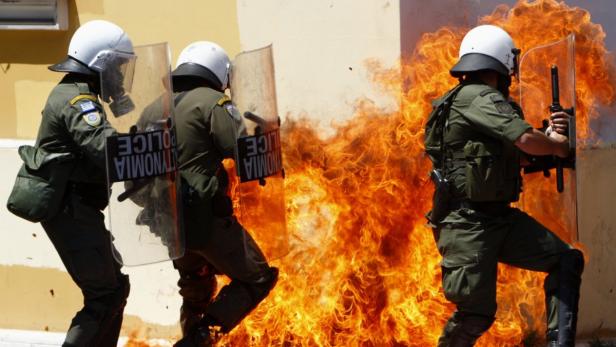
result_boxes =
[0,0,68,31]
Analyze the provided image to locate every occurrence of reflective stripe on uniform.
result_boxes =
[216,95,231,106]
[70,94,98,105]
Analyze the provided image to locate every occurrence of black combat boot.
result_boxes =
[437,312,495,347]
[557,250,584,347]
[546,329,558,347]
[173,325,221,347]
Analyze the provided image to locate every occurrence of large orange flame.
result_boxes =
[127,1,615,346]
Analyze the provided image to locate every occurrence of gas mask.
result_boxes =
[92,50,137,117]
[102,65,135,117]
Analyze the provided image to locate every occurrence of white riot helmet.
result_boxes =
[450,25,520,78]
[172,41,231,91]
[49,20,134,75]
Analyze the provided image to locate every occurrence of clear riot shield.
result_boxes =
[102,42,184,266]
[518,34,578,242]
[230,45,288,259]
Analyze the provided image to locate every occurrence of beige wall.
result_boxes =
[236,0,401,134]
[577,147,616,337]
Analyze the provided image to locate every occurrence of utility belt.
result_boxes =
[429,139,520,224]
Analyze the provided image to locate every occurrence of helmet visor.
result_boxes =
[90,50,137,95]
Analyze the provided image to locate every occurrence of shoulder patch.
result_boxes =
[82,111,102,127]
[223,102,242,121]
[79,100,97,114]
[490,94,514,114]
[509,101,524,118]
[216,95,231,106]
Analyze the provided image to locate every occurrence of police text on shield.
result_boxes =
[237,129,283,182]
[106,129,177,182]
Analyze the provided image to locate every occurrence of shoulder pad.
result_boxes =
[216,95,231,106]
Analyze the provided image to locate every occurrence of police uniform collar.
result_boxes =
[60,74,99,94]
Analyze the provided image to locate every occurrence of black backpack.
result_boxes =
[424,84,464,168]
[424,84,464,224]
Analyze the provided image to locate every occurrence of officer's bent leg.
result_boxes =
[42,197,129,347]
[173,250,218,336]
[500,209,584,347]
[435,212,502,347]
[199,216,278,332]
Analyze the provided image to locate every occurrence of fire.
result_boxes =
[126,0,615,346]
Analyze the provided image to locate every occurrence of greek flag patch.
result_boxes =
[79,101,97,114]
[224,103,241,121]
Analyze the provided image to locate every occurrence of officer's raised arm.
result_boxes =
[459,69,570,159]
[514,127,570,158]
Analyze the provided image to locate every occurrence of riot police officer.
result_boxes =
[170,41,279,347]
[424,25,583,347]
[32,20,132,346]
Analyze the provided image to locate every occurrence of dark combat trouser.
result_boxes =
[42,193,129,347]
[434,206,583,347]
[173,214,278,336]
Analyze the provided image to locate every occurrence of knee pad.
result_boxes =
[545,249,584,292]
[560,249,584,279]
